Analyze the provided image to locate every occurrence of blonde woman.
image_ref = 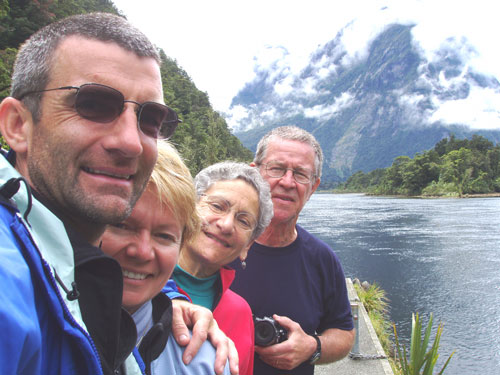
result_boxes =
[100,141,230,375]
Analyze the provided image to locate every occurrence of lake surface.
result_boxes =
[298,193,500,375]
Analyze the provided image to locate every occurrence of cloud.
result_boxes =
[253,46,290,75]
[304,92,355,120]
[430,86,500,130]
[274,76,295,96]
[224,105,249,130]
[114,0,500,130]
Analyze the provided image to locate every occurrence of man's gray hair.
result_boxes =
[254,125,323,179]
[195,161,274,240]
[11,12,160,123]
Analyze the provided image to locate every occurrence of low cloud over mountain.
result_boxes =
[226,16,500,184]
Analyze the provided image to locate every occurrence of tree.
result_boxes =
[469,134,493,153]
[377,156,411,194]
[440,149,475,196]
[399,152,440,195]
[343,135,500,196]
[487,147,500,189]
[0,0,55,50]
[0,47,16,99]
[0,0,8,18]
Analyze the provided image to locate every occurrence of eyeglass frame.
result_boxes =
[259,161,316,184]
[199,194,258,233]
[15,82,181,139]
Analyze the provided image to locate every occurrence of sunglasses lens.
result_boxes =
[73,83,179,139]
[139,103,179,139]
[161,109,180,139]
[75,84,124,123]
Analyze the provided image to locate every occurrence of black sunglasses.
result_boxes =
[17,83,181,139]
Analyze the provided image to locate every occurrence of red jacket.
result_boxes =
[178,267,254,375]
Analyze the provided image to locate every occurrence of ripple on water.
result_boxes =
[298,194,500,375]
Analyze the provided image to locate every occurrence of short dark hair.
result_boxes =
[11,12,159,122]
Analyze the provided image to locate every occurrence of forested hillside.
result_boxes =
[0,0,252,175]
[337,135,500,197]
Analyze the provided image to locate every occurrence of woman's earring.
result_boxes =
[241,259,247,270]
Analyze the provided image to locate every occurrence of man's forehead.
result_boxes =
[266,139,316,163]
[51,35,159,69]
[48,36,163,98]
[268,137,312,150]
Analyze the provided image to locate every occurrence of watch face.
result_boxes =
[310,352,321,364]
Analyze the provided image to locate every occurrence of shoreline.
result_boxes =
[322,190,500,198]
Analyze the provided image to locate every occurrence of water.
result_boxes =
[298,193,500,375]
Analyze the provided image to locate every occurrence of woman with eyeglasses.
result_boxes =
[170,161,274,375]
[99,141,230,375]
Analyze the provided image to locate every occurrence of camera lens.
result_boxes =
[255,320,277,346]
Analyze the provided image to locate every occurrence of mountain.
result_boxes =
[229,23,500,186]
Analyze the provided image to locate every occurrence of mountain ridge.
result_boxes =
[229,23,500,186]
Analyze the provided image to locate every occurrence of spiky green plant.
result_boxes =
[355,282,389,314]
[394,313,454,375]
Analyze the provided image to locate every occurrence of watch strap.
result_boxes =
[309,334,321,364]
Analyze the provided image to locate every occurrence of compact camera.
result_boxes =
[254,316,288,347]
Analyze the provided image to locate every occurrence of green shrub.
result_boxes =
[394,313,454,375]
[421,181,458,197]
[353,282,393,360]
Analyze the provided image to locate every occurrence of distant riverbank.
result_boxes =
[324,190,500,198]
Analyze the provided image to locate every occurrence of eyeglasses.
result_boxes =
[200,195,257,232]
[261,161,315,184]
[16,83,181,139]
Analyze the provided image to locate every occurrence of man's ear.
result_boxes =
[307,177,321,200]
[0,97,33,154]
[311,177,321,193]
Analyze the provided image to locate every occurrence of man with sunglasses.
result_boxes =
[230,126,355,375]
[0,13,235,375]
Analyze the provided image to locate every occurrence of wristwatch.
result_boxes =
[308,334,321,364]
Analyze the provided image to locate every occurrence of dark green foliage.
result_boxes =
[158,52,253,174]
[337,134,500,196]
[337,169,386,193]
[0,0,8,17]
[0,0,121,100]
[0,0,121,50]
[0,47,16,97]
[0,1,252,173]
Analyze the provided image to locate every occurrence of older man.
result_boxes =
[230,126,355,375]
[0,13,234,375]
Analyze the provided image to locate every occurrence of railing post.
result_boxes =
[351,303,360,355]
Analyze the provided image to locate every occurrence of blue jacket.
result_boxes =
[0,151,103,374]
[0,151,142,375]
[132,292,230,375]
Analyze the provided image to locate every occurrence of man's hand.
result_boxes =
[171,299,239,375]
[254,314,315,370]
[255,314,355,370]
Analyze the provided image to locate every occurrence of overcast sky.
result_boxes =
[113,0,500,128]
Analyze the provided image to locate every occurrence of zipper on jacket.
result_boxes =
[13,210,104,375]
